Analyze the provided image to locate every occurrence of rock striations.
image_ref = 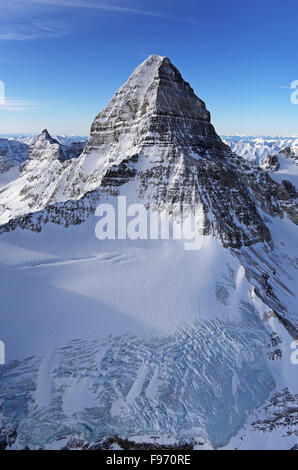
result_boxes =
[0,55,297,450]
[0,55,296,250]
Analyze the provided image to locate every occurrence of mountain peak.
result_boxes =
[27,129,65,163]
[141,53,166,64]
[88,54,223,153]
[36,129,57,144]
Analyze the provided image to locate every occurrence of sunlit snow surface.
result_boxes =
[0,199,297,449]
[0,216,282,449]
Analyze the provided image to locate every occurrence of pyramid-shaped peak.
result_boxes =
[27,129,65,163]
[133,54,168,74]
[125,54,190,94]
[92,54,211,124]
[141,54,166,64]
[35,129,59,145]
[88,55,224,152]
[36,129,52,140]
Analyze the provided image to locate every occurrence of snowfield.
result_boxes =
[0,209,297,449]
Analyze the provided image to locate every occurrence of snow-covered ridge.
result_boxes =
[0,56,296,250]
[0,133,87,189]
[223,136,298,195]
[0,55,297,450]
[222,135,298,164]
[0,134,88,146]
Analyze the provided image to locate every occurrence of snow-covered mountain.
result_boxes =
[0,138,28,189]
[0,135,87,190]
[222,136,298,164]
[0,55,297,450]
[223,136,298,197]
[0,134,88,147]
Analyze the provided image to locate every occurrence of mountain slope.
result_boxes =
[0,55,297,450]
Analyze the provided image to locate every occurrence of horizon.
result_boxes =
[0,0,298,135]
[1,131,298,139]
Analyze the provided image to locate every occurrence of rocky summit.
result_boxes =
[0,55,296,249]
[0,55,297,450]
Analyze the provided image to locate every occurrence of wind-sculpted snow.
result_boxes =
[0,56,297,450]
[0,56,296,250]
[0,320,274,449]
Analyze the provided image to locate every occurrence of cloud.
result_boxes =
[0,21,70,41]
[239,85,293,90]
[0,32,36,41]
[11,0,199,23]
[0,98,39,111]
[0,0,200,42]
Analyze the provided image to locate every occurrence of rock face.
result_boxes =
[87,54,223,152]
[279,146,298,164]
[23,130,85,166]
[281,179,297,199]
[0,55,296,249]
[62,140,86,160]
[260,154,280,173]
[0,130,86,219]
[24,129,66,165]
[0,55,297,451]
[0,153,14,175]
[0,138,27,174]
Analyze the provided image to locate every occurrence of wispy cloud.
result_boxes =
[11,0,199,23]
[0,32,35,41]
[0,98,39,111]
[0,20,70,41]
[0,0,200,42]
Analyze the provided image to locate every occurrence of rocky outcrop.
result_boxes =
[252,388,298,435]
[61,140,86,160]
[281,180,297,199]
[260,154,280,172]
[87,54,224,152]
[0,153,13,175]
[0,55,296,250]
[23,129,66,167]
[0,138,27,169]
[279,146,298,164]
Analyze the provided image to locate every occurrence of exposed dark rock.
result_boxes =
[278,146,298,164]
[260,154,280,173]
[0,428,17,450]
[61,140,86,160]
[252,388,298,435]
[0,55,296,250]
[61,435,195,450]
[281,179,297,199]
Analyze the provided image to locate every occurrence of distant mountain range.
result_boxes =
[222,136,298,164]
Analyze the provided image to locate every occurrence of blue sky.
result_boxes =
[0,0,298,136]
